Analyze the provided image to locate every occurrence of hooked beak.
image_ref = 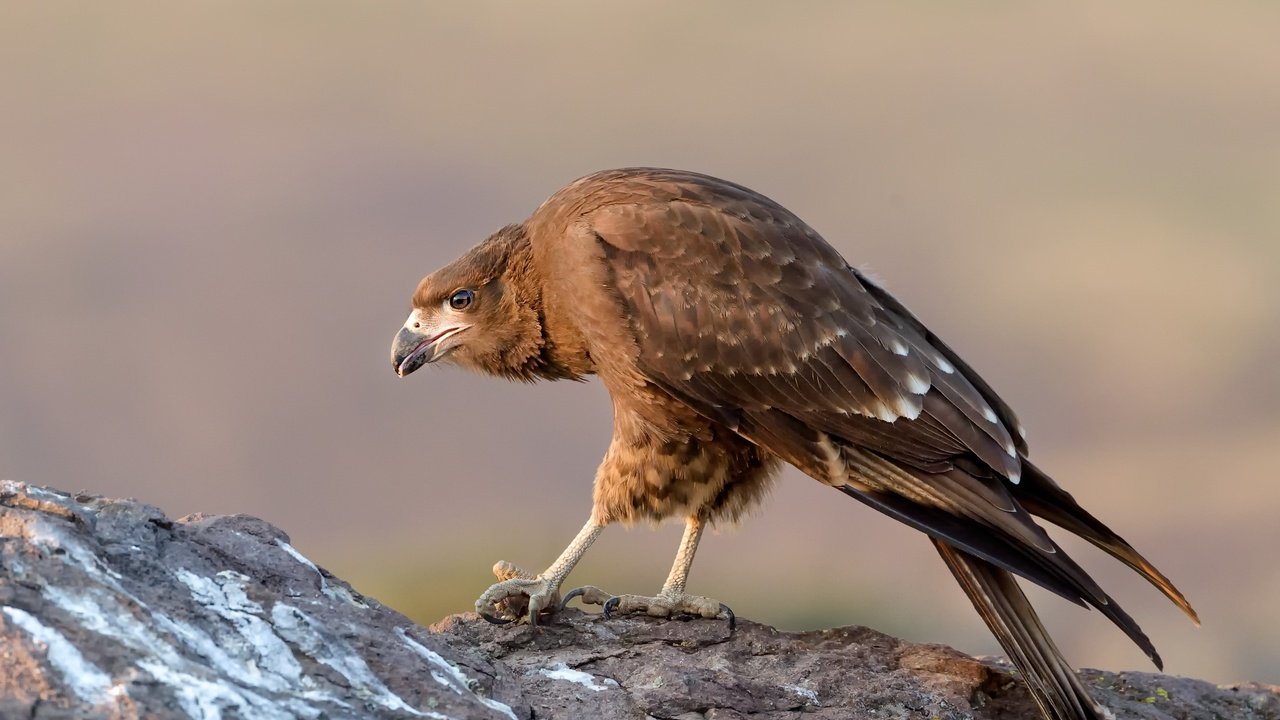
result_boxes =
[391,323,470,377]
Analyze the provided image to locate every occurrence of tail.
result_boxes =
[1015,460,1199,625]
[933,539,1114,720]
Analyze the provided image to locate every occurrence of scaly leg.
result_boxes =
[562,515,735,628]
[475,518,604,625]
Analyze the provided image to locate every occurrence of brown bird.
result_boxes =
[390,168,1197,720]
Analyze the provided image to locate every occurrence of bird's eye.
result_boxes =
[448,289,475,311]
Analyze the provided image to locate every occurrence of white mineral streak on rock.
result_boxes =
[271,603,424,716]
[135,659,319,720]
[397,626,517,720]
[172,569,307,691]
[276,538,326,588]
[23,514,124,587]
[538,662,617,692]
[1,607,114,703]
[4,481,66,500]
[1,483,458,717]
[42,585,173,662]
[42,581,328,718]
[786,683,820,705]
[274,538,368,607]
[35,538,381,717]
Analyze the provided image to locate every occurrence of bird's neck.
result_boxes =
[533,305,596,381]
[500,234,595,382]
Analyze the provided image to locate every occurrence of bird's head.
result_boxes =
[391,225,547,380]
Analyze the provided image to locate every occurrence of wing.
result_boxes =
[587,169,1022,483]
[581,169,1194,713]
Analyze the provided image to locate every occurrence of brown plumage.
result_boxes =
[390,167,1197,720]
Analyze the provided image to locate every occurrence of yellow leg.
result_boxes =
[475,518,604,625]
[561,515,735,628]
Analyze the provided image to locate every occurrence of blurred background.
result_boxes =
[2,2,1276,685]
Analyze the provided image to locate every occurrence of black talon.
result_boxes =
[560,587,586,612]
[479,611,513,626]
[719,603,736,632]
[602,596,621,620]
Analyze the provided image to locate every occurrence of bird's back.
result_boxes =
[488,167,1196,720]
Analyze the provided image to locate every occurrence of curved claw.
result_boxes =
[720,603,736,632]
[478,611,513,626]
[560,586,587,612]
[602,596,621,620]
[528,601,557,628]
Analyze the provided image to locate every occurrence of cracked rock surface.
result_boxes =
[436,613,1278,720]
[2,481,1276,719]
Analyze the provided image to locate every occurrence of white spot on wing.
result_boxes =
[899,398,924,420]
[888,337,910,356]
[906,373,931,395]
[982,405,999,423]
[873,402,900,423]
[816,433,849,485]
[933,355,955,374]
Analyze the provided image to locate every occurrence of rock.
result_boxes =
[1,481,1276,720]
[0,481,518,720]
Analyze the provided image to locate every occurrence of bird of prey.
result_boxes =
[390,167,1197,720]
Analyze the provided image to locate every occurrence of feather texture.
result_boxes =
[411,167,1198,720]
[555,168,1193,720]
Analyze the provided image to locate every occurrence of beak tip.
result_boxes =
[392,351,426,378]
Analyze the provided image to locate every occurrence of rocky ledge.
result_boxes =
[0,481,1275,719]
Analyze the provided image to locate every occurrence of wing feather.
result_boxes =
[592,189,1008,479]
[575,169,1191,696]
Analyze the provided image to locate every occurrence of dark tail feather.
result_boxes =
[1016,461,1199,625]
[933,539,1113,720]
[840,483,1163,668]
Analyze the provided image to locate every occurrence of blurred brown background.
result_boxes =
[2,2,1276,685]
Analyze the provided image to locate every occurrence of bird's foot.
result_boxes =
[474,560,562,626]
[561,585,735,630]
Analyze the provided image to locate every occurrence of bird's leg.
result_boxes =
[474,518,604,625]
[562,515,735,628]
